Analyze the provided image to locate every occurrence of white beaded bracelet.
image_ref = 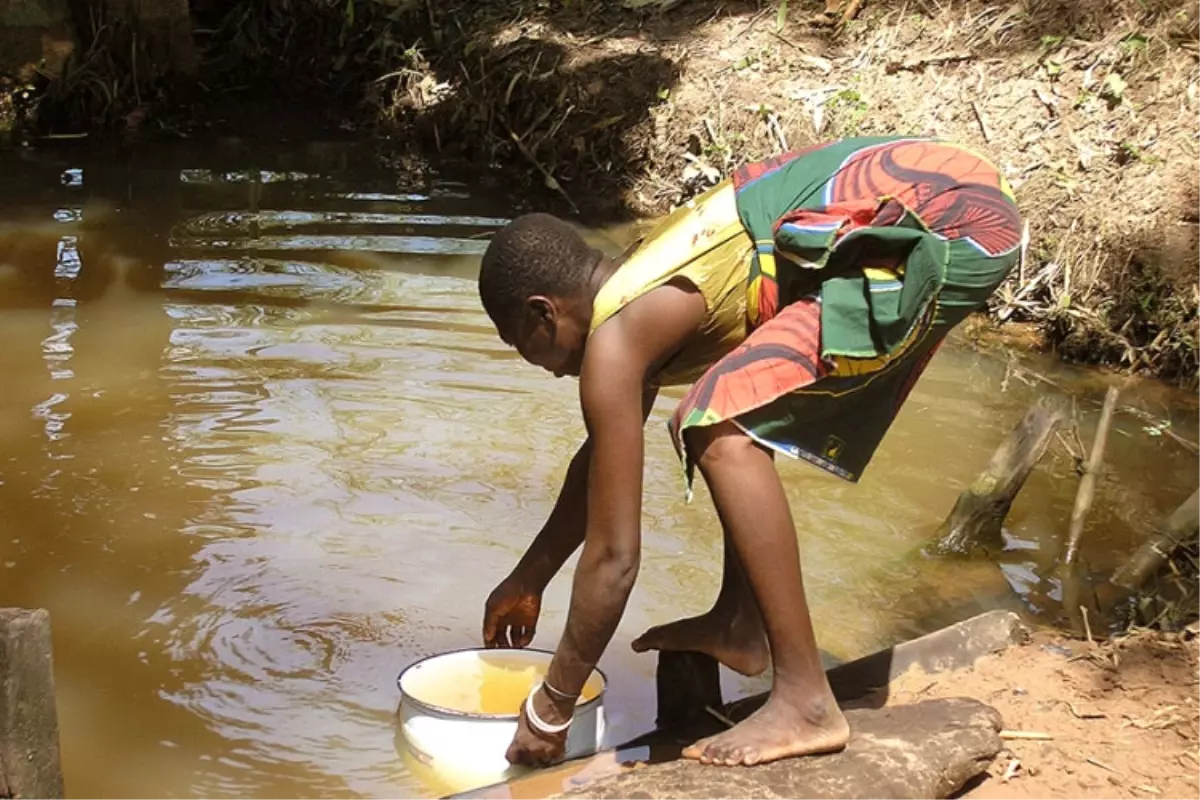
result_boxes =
[525,683,573,735]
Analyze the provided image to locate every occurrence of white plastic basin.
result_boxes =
[396,648,607,793]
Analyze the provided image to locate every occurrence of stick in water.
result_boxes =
[1064,386,1120,566]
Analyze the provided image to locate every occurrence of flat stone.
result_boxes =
[553,698,1003,800]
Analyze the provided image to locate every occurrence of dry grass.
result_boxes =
[369,0,1198,384]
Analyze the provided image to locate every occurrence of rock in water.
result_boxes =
[554,698,1002,800]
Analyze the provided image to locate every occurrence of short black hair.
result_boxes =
[478,213,601,335]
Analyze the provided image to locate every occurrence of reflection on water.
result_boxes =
[0,139,1196,798]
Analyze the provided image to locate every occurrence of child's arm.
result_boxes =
[483,388,659,649]
[504,280,707,766]
[507,387,661,589]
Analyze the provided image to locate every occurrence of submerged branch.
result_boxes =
[1063,387,1120,567]
[929,398,1066,555]
[1111,488,1200,593]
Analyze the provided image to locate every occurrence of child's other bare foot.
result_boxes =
[630,603,769,677]
[682,693,849,766]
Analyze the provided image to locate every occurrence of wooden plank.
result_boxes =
[0,608,64,799]
[654,651,722,735]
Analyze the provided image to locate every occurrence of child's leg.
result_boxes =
[631,523,769,677]
[680,420,848,766]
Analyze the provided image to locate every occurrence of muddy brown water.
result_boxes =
[0,139,1195,798]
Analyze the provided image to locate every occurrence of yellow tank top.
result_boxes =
[589,180,752,387]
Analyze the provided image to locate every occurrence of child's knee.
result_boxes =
[686,421,758,471]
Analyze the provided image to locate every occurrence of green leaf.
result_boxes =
[776,0,789,33]
[1040,34,1063,48]
[1120,33,1148,52]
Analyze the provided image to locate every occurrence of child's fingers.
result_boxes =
[514,625,534,648]
[483,614,502,648]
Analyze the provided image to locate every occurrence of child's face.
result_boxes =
[505,296,587,378]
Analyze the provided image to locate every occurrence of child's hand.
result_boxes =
[505,690,569,768]
[482,572,542,648]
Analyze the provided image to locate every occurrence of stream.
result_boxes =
[0,136,1195,798]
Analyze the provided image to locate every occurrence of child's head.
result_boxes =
[479,213,604,378]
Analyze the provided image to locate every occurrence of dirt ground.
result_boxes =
[867,627,1200,799]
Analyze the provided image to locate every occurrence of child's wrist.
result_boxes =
[511,559,552,593]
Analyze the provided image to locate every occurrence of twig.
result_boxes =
[971,101,992,143]
[508,130,579,215]
[578,25,622,48]
[768,113,789,153]
[1064,386,1120,566]
[997,261,1061,322]
[1055,431,1082,462]
[1000,730,1054,740]
[885,51,973,73]
[729,7,769,44]
[1087,756,1123,775]
[1059,700,1106,720]
[1034,85,1059,117]
[704,705,735,728]
[1080,605,1094,644]
[770,32,834,73]
[1118,405,1199,455]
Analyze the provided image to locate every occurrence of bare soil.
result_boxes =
[867,627,1200,799]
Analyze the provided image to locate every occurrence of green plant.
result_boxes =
[827,87,869,134]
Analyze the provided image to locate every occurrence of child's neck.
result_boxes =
[581,255,620,317]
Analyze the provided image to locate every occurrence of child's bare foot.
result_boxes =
[630,602,769,676]
[682,693,849,766]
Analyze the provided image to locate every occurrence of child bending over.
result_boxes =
[476,136,1023,768]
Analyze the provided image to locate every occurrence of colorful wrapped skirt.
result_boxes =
[667,137,1023,492]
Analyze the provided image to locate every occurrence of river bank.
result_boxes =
[452,615,1198,800]
[2,0,1197,385]
[890,626,1200,800]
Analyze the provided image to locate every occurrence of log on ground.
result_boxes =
[553,697,1003,800]
[619,610,1027,751]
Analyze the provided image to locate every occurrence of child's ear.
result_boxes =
[528,296,555,323]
